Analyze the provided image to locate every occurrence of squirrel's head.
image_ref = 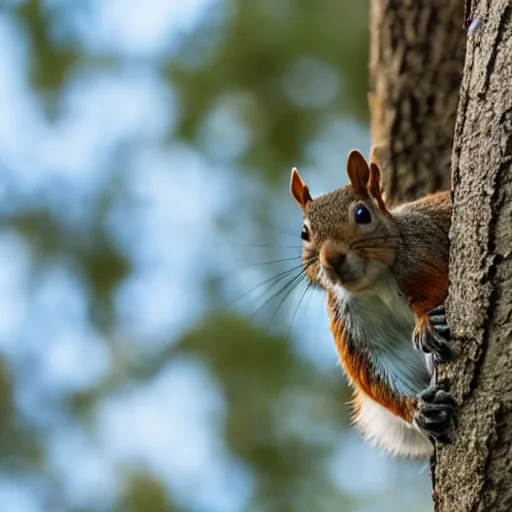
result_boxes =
[290,150,398,294]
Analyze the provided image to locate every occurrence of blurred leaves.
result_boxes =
[0,1,430,511]
[120,472,178,512]
[169,0,369,182]
[176,313,350,511]
[14,0,79,112]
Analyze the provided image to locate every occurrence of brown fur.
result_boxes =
[393,191,451,319]
[300,183,399,293]
[290,151,451,429]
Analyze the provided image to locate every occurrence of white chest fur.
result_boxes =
[322,272,434,457]
[330,275,431,396]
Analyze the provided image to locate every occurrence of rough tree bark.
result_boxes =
[433,2,512,511]
[369,0,465,202]
[369,0,512,508]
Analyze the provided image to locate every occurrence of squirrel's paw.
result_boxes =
[413,305,453,362]
[414,384,457,444]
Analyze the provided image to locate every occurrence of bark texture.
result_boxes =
[369,0,465,203]
[433,2,512,511]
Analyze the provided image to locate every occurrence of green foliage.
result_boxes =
[120,473,177,512]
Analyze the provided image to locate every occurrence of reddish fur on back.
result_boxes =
[404,259,449,318]
[397,191,451,321]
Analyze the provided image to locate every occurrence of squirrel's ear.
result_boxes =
[290,167,312,208]
[368,161,391,216]
[346,150,370,196]
[369,145,380,167]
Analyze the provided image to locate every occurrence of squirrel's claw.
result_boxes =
[413,308,456,443]
[414,385,457,444]
[413,305,453,362]
[429,305,451,340]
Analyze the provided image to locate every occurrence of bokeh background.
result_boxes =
[0,0,433,511]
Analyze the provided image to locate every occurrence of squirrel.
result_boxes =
[290,149,456,458]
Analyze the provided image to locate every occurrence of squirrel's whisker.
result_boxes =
[250,273,303,319]
[285,282,313,343]
[250,259,316,319]
[350,235,400,248]
[267,272,308,324]
[228,243,303,249]
[349,233,418,249]
[226,257,304,280]
[256,271,306,314]
[219,257,304,283]
[228,263,306,307]
[213,257,306,293]
[252,217,303,240]
[251,256,303,266]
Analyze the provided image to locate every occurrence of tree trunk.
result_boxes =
[370,0,512,508]
[433,2,512,511]
[369,0,465,202]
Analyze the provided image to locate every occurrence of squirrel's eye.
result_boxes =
[354,204,372,224]
[301,225,310,241]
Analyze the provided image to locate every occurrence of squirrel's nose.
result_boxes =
[320,242,346,272]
